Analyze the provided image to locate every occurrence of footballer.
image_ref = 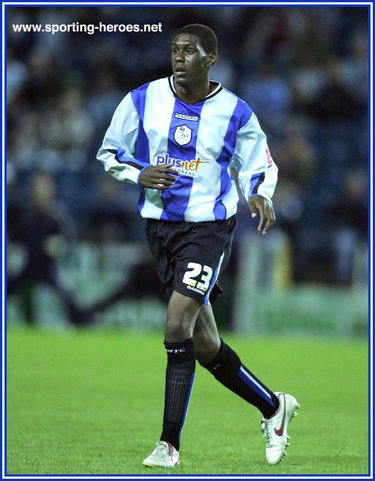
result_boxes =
[97,23,299,468]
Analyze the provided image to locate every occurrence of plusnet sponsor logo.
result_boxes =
[156,153,209,177]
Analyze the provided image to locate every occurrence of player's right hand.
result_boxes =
[139,164,179,190]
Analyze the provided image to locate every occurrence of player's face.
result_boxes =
[171,34,210,87]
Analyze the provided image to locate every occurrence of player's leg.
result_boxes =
[144,217,235,467]
[164,290,201,341]
[161,291,200,447]
[195,305,279,418]
[193,304,221,363]
[143,291,201,467]
[195,306,300,466]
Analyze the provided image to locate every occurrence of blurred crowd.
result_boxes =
[7,6,368,291]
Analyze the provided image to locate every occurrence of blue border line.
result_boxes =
[369,3,373,479]
[369,3,374,479]
[4,2,8,478]
[2,2,374,6]
[367,4,372,480]
[13,475,372,478]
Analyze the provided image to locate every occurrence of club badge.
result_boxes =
[174,125,192,146]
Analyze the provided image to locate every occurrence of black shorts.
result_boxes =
[146,216,236,305]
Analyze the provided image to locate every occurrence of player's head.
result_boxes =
[171,24,218,86]
[176,24,218,55]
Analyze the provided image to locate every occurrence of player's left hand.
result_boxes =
[248,195,276,235]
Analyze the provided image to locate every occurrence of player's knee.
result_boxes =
[165,291,201,342]
[194,336,220,364]
[165,317,194,342]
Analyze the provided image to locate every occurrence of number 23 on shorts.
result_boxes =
[182,262,213,292]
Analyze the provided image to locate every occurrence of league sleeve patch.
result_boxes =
[266,147,274,168]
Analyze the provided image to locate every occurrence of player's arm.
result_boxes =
[97,93,178,190]
[97,93,150,185]
[230,112,278,235]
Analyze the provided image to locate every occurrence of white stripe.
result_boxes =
[233,113,278,203]
[98,93,141,184]
[140,78,175,219]
[222,178,240,215]
[239,366,272,400]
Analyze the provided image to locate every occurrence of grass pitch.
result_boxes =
[6,328,369,476]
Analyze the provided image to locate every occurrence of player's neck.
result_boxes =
[173,76,213,104]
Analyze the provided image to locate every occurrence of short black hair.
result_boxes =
[175,24,218,54]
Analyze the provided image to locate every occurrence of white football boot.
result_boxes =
[261,392,300,465]
[142,441,179,468]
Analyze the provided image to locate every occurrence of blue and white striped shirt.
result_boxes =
[97,76,278,222]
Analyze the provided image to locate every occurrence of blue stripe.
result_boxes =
[114,148,129,162]
[131,84,150,214]
[178,373,195,441]
[204,254,223,305]
[160,99,204,221]
[238,368,275,407]
[249,173,261,196]
[114,148,147,168]
[213,98,253,220]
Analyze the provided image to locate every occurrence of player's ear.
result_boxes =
[206,51,218,69]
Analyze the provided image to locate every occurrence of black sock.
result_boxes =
[200,339,279,418]
[160,338,195,451]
